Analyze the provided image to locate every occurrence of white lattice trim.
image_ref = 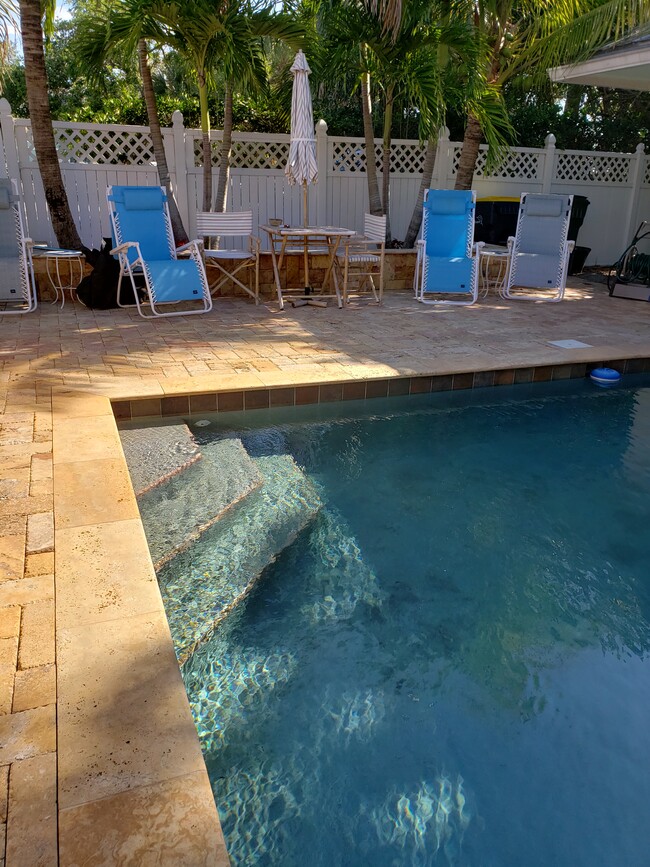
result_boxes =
[192,136,290,169]
[451,145,542,180]
[330,138,426,173]
[554,152,631,184]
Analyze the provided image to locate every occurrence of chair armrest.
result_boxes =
[474,241,485,256]
[567,240,576,253]
[249,235,261,255]
[177,239,204,254]
[342,236,383,251]
[507,237,515,252]
[111,241,138,256]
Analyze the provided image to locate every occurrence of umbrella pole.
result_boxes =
[303,180,310,293]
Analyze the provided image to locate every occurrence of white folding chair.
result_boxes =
[0,179,37,315]
[335,213,386,306]
[196,211,260,304]
[503,193,574,303]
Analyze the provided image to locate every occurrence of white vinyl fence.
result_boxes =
[1,96,649,265]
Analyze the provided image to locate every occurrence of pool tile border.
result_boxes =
[112,357,650,421]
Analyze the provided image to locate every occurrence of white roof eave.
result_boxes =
[549,44,650,90]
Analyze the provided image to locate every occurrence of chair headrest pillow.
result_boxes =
[425,193,473,216]
[121,188,166,211]
[523,196,564,218]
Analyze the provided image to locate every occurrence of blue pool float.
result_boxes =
[590,367,621,387]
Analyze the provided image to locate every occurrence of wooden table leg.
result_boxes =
[323,235,343,308]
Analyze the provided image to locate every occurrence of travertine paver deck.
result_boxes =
[1,280,650,865]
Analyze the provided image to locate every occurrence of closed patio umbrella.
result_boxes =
[285,50,317,227]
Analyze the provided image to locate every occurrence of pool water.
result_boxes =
[175,379,650,866]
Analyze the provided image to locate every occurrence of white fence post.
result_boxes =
[171,110,190,231]
[541,133,556,193]
[0,99,20,182]
[316,119,328,226]
[622,142,645,248]
[435,127,452,189]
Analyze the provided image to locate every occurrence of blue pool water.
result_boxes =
[174,378,650,866]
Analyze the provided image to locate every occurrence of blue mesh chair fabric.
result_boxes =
[504,193,574,302]
[418,190,482,305]
[107,185,211,318]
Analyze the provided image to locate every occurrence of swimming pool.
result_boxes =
[141,377,650,866]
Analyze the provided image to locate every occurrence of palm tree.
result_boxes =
[19,0,82,249]
[76,17,189,243]
[210,4,304,212]
[79,0,302,216]
[0,0,17,66]
[454,0,650,191]
[317,0,508,242]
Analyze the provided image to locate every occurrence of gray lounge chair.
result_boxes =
[0,178,37,315]
[503,193,574,303]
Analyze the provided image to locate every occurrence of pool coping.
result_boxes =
[52,351,650,862]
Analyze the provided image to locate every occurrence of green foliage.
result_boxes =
[4,0,650,154]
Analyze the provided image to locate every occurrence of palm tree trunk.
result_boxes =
[198,72,212,211]
[454,114,483,190]
[214,80,232,214]
[138,40,187,244]
[381,83,394,242]
[360,64,382,215]
[19,0,81,250]
[454,113,482,191]
[404,135,437,249]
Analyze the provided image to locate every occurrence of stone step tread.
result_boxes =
[138,438,263,569]
[119,423,201,496]
[157,453,322,664]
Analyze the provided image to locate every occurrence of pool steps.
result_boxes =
[156,452,322,663]
[119,423,201,495]
[136,437,263,569]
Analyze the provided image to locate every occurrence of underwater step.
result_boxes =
[182,506,385,755]
[138,438,263,569]
[119,423,201,496]
[157,453,322,664]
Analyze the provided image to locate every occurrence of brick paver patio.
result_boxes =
[1,281,649,865]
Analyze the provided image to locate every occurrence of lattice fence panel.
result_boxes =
[555,153,631,184]
[331,141,425,173]
[53,127,154,165]
[452,145,540,180]
[192,137,289,169]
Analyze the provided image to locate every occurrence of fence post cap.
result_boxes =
[635,142,645,154]
[171,110,184,127]
[0,98,11,116]
[544,133,556,147]
[316,119,328,133]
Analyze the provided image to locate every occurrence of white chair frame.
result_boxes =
[335,213,386,306]
[196,211,260,304]
[502,192,575,303]
[108,185,211,319]
[417,189,484,307]
[0,179,37,316]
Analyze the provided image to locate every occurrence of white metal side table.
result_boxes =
[479,246,511,297]
[34,248,85,308]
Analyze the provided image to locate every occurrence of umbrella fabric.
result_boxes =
[285,51,318,188]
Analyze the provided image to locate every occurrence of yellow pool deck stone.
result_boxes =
[1,281,650,865]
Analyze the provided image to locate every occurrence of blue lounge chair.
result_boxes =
[107,185,211,318]
[503,193,574,303]
[0,178,37,315]
[417,189,483,306]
